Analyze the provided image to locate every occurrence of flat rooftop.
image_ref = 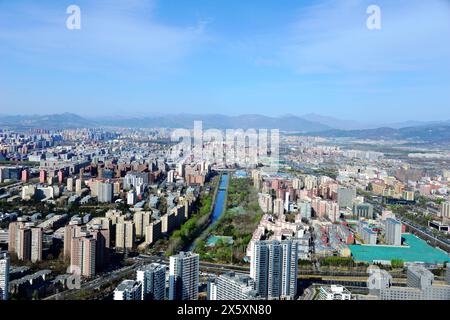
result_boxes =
[350,233,450,264]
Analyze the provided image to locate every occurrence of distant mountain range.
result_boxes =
[0,113,96,129]
[0,113,449,143]
[0,113,331,132]
[313,124,450,143]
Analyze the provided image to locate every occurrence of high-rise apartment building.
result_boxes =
[0,252,9,300]
[353,203,374,219]
[70,236,96,278]
[250,240,299,300]
[440,201,450,218]
[385,218,402,246]
[75,179,82,194]
[115,221,135,251]
[169,252,199,300]
[64,222,83,258]
[67,177,74,192]
[97,182,113,203]
[133,211,151,238]
[273,198,284,216]
[30,227,43,262]
[136,263,166,300]
[337,186,356,209]
[114,280,143,300]
[298,201,312,220]
[167,170,175,184]
[90,226,110,271]
[8,221,42,262]
[8,221,22,254]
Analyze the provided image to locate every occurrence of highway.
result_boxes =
[43,254,417,300]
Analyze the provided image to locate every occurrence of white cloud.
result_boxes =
[276,0,450,74]
[0,0,209,75]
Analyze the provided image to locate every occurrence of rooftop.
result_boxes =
[350,233,450,264]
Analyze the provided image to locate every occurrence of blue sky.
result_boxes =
[0,0,449,122]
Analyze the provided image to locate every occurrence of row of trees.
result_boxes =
[165,181,216,256]
[196,177,263,264]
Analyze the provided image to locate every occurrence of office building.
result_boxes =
[114,280,143,301]
[136,263,166,300]
[250,240,299,300]
[169,252,199,300]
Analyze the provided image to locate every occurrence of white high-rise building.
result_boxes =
[114,280,142,300]
[0,252,10,300]
[136,263,166,300]
[169,251,199,300]
[273,198,284,216]
[385,218,402,246]
[176,163,185,178]
[67,177,74,192]
[440,201,450,218]
[250,240,298,300]
[127,190,137,205]
[284,192,290,212]
[167,170,175,184]
[75,179,82,194]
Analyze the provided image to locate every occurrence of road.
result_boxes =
[44,263,139,300]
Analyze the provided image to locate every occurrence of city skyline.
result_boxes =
[1,0,450,121]
[0,0,450,307]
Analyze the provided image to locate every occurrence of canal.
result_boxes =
[187,172,229,251]
[209,173,229,226]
